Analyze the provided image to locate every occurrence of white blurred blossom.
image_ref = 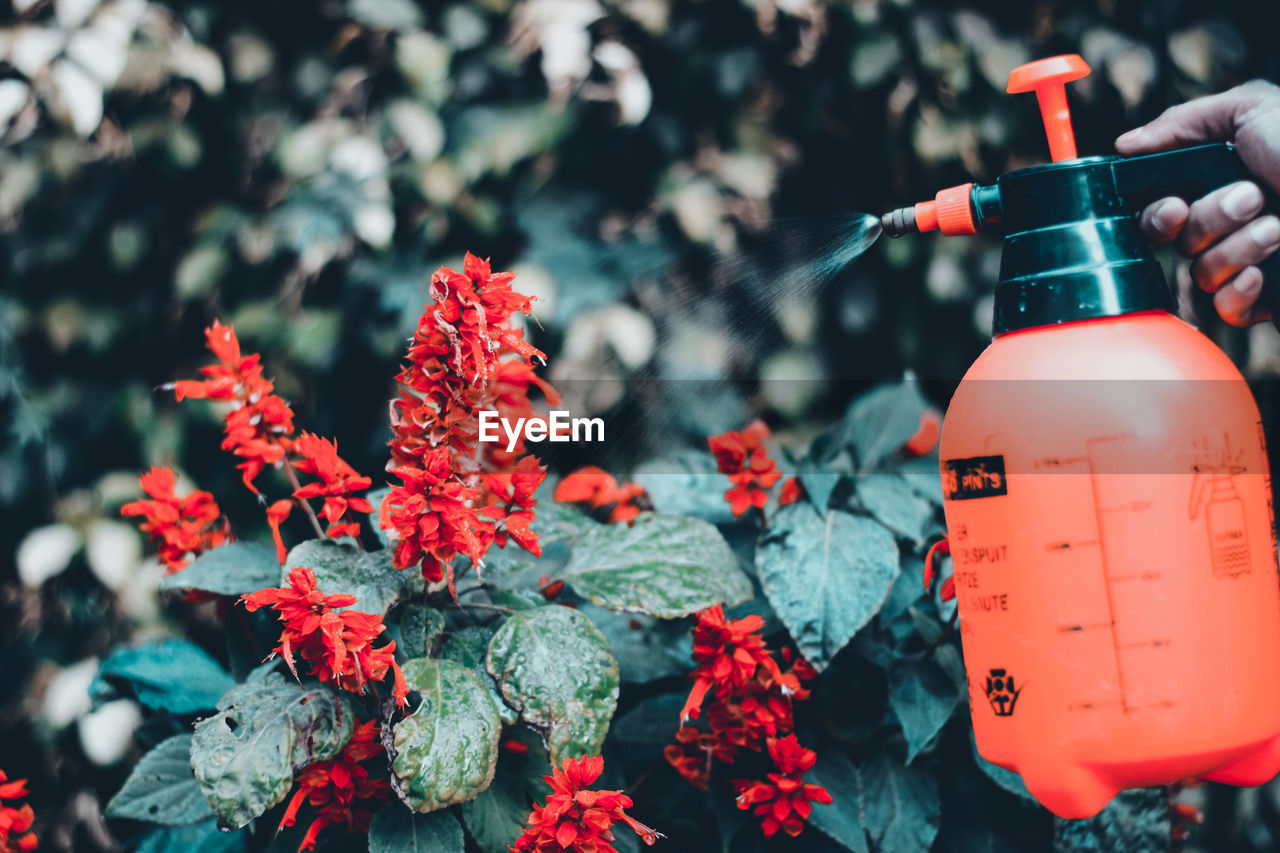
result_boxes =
[78,698,142,765]
[0,0,220,137]
[17,523,82,587]
[41,657,98,730]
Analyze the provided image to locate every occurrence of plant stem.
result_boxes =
[283,457,326,539]
[447,602,515,615]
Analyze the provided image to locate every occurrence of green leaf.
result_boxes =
[579,604,692,684]
[389,658,502,813]
[855,474,936,544]
[368,803,466,852]
[92,638,234,715]
[398,603,446,658]
[461,767,545,853]
[136,819,246,853]
[106,734,214,825]
[530,500,599,543]
[806,752,868,853]
[845,376,927,472]
[887,656,961,762]
[560,514,752,618]
[797,464,845,513]
[486,605,620,764]
[633,451,738,524]
[159,542,279,597]
[756,505,899,671]
[284,538,411,616]
[442,626,517,724]
[969,731,1034,802]
[857,752,940,853]
[612,694,685,744]
[1053,789,1169,853]
[191,667,355,829]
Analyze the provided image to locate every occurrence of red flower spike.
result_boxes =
[666,608,818,791]
[0,769,37,852]
[170,321,296,495]
[382,255,557,593]
[279,720,389,851]
[554,466,650,524]
[708,421,784,517]
[121,467,230,574]
[242,569,408,707]
[291,433,374,539]
[512,755,661,852]
[679,605,785,722]
[732,736,832,838]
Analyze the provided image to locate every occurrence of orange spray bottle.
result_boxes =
[881,55,1280,818]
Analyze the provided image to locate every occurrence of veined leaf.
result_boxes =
[159,542,279,597]
[107,734,213,825]
[486,605,619,764]
[191,667,354,829]
[91,638,234,715]
[756,505,899,671]
[389,658,502,813]
[560,514,751,618]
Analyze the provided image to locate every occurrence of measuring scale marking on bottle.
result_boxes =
[880,53,1280,818]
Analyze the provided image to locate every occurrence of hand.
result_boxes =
[1116,80,1280,326]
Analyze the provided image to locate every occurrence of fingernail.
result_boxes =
[1235,269,1264,300]
[1152,200,1181,235]
[1222,183,1264,219]
[1116,128,1149,147]
[1250,217,1280,248]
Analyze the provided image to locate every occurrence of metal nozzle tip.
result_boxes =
[881,207,916,238]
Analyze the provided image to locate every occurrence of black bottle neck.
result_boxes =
[991,157,1173,335]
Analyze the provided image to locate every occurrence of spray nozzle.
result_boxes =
[881,182,1001,238]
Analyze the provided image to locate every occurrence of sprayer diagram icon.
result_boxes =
[1190,435,1250,579]
[984,669,1022,717]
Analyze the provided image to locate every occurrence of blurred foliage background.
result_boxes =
[3,0,1280,849]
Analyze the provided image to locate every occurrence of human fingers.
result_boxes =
[1115,85,1264,155]
[1137,198,1189,245]
[1177,181,1264,258]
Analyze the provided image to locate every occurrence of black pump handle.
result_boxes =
[1113,143,1280,322]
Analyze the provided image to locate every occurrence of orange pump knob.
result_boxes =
[1007,54,1091,162]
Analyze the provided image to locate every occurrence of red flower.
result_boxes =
[242,569,408,707]
[902,408,943,457]
[279,720,389,851]
[121,467,230,574]
[267,500,294,564]
[512,755,660,853]
[708,420,783,517]
[666,609,816,790]
[0,771,37,852]
[678,606,784,722]
[778,477,803,507]
[732,736,832,838]
[382,254,558,594]
[554,467,650,523]
[171,321,296,494]
[923,538,955,601]
[292,433,374,537]
[663,725,738,790]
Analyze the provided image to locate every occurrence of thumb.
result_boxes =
[1115,85,1267,155]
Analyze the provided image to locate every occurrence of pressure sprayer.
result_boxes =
[882,54,1280,818]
